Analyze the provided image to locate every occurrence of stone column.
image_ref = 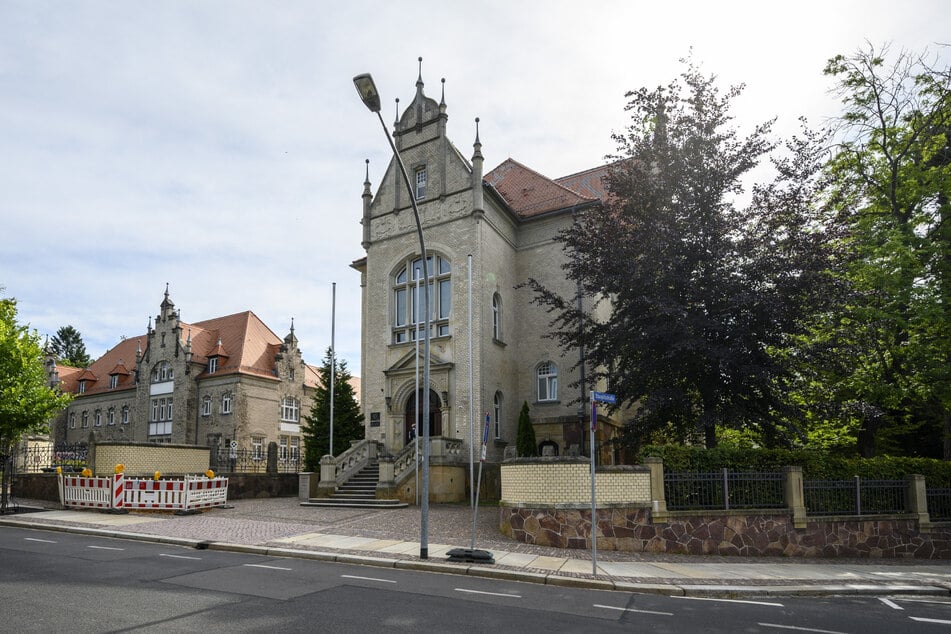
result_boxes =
[376,454,396,499]
[906,473,932,531]
[314,455,337,498]
[783,465,807,529]
[643,456,668,524]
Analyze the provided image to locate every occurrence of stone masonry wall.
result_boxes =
[499,506,951,559]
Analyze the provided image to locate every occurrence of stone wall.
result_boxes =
[499,505,951,559]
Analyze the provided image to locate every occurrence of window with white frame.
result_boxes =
[149,397,173,437]
[492,293,502,341]
[109,374,119,389]
[392,254,451,344]
[78,380,86,394]
[252,436,264,460]
[121,406,129,424]
[151,361,173,383]
[69,412,76,429]
[279,436,288,461]
[221,393,233,415]
[81,411,88,428]
[493,391,503,439]
[290,437,300,462]
[202,396,212,416]
[414,166,427,200]
[107,407,115,426]
[281,397,299,422]
[536,361,558,402]
[208,357,218,374]
[94,410,101,426]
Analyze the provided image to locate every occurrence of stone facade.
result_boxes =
[48,289,322,465]
[354,66,628,467]
[499,506,951,559]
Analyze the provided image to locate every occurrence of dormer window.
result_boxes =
[414,166,427,200]
[208,357,218,374]
[109,374,119,389]
[78,380,86,394]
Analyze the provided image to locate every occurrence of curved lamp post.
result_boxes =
[354,73,432,559]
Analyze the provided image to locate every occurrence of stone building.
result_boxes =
[353,67,624,464]
[47,288,327,466]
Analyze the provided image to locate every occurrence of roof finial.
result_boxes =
[417,56,423,84]
[440,77,446,106]
[290,317,295,334]
[394,97,400,126]
[164,282,169,299]
[364,158,370,183]
[475,117,481,144]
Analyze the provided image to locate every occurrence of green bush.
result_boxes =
[638,445,951,488]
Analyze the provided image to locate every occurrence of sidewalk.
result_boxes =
[3,497,951,598]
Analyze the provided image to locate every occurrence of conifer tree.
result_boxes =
[301,348,363,471]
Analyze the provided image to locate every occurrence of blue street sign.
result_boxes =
[592,391,616,405]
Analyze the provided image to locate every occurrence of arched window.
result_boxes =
[202,396,212,416]
[392,254,451,344]
[492,293,502,341]
[107,407,115,425]
[493,391,503,439]
[151,361,174,383]
[281,397,299,422]
[221,393,233,415]
[536,361,558,402]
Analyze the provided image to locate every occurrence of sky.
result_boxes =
[2,0,948,376]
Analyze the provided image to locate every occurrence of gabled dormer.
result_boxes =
[207,336,229,374]
[108,359,131,389]
[76,368,97,394]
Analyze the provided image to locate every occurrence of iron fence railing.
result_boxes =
[10,443,89,473]
[665,469,786,510]
[926,488,951,522]
[803,477,906,516]
[209,448,301,474]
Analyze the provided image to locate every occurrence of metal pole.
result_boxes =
[330,282,336,457]
[373,110,431,559]
[468,254,474,511]
[589,393,597,576]
[415,276,420,506]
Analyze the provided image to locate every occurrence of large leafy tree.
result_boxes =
[1,294,72,511]
[813,44,951,457]
[301,349,364,471]
[526,61,842,450]
[49,325,91,367]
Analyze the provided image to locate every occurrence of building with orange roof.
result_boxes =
[353,66,624,467]
[46,287,327,467]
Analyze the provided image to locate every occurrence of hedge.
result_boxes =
[638,445,951,488]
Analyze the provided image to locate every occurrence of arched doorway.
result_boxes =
[404,389,442,446]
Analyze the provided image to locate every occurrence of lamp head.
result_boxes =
[353,74,382,113]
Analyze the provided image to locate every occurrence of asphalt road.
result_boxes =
[3,525,951,633]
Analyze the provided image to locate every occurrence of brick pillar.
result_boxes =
[315,455,337,498]
[906,473,932,531]
[784,465,807,528]
[643,456,668,524]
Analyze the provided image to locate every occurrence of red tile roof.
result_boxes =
[485,158,600,218]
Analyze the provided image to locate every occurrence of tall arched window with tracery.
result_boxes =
[392,254,451,344]
[492,293,502,341]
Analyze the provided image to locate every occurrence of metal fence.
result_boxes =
[926,488,951,522]
[209,448,301,474]
[9,443,89,473]
[665,469,786,510]
[803,477,906,516]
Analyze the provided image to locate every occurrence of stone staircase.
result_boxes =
[302,460,407,509]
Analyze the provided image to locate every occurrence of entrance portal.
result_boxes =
[404,389,442,446]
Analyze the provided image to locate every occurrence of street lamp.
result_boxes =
[354,72,433,559]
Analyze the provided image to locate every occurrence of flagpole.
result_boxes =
[467,254,474,510]
[330,282,336,456]
[415,276,421,506]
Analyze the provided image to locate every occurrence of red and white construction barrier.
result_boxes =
[59,473,228,512]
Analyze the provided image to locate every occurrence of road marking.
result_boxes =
[911,617,951,625]
[758,624,847,634]
[88,545,124,551]
[897,598,951,605]
[878,598,903,610]
[675,596,784,608]
[160,553,202,560]
[455,588,521,599]
[341,575,396,584]
[24,537,57,543]
[243,564,293,571]
[594,604,673,616]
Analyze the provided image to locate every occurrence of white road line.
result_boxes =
[594,603,673,617]
[24,537,57,543]
[897,598,951,605]
[455,588,521,599]
[159,553,202,560]
[674,596,784,608]
[341,575,397,584]
[88,545,124,551]
[910,617,951,625]
[878,598,903,610]
[758,623,847,634]
[243,564,293,571]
